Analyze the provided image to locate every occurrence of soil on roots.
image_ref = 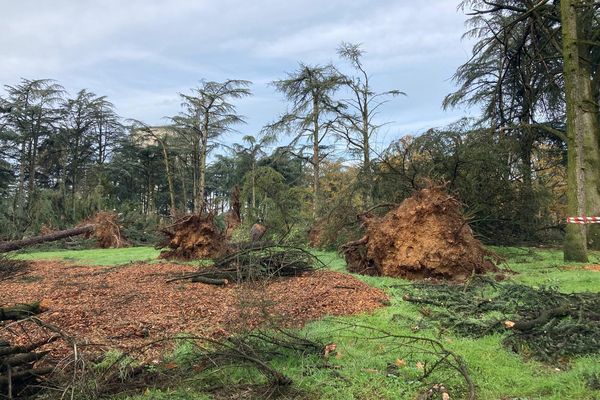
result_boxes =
[83,211,128,248]
[157,214,228,260]
[343,187,499,281]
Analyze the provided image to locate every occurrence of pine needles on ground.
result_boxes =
[403,277,600,363]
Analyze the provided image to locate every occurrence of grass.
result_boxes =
[14,245,600,399]
[16,246,161,265]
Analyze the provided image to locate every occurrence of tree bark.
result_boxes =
[0,303,42,321]
[0,225,94,253]
[198,139,207,213]
[312,96,320,220]
[579,36,600,250]
[561,0,589,261]
[159,140,177,218]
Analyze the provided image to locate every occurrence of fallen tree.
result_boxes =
[0,226,93,253]
[0,211,127,253]
[341,186,499,281]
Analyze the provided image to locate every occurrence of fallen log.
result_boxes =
[0,303,42,321]
[0,225,94,253]
[190,276,228,285]
[0,367,54,388]
[0,211,127,253]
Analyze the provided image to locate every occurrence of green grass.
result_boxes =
[292,247,600,399]
[16,245,600,399]
[16,246,161,265]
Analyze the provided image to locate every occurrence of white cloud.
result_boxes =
[0,0,473,138]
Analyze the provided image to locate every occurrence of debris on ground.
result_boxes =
[0,261,388,360]
[341,187,499,281]
[180,246,317,285]
[402,277,600,363]
[563,264,600,272]
[0,302,54,398]
[157,213,228,260]
[0,255,30,281]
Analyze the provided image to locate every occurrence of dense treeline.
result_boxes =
[0,1,598,257]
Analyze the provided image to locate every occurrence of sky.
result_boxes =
[0,0,476,155]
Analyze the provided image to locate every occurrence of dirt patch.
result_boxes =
[0,261,387,359]
[157,214,227,260]
[342,187,498,281]
[562,264,600,272]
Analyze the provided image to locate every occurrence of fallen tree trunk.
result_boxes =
[0,225,94,253]
[0,303,42,321]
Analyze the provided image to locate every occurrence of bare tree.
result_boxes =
[335,42,405,208]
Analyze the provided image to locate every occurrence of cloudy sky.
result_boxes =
[1,0,475,153]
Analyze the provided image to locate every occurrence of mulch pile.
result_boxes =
[342,187,499,281]
[0,261,387,360]
[157,214,227,260]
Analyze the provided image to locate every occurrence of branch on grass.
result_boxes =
[330,320,476,400]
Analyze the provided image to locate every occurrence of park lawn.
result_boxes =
[14,246,600,399]
[16,246,162,265]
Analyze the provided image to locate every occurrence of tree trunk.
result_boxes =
[580,39,600,250]
[178,156,189,213]
[0,225,94,253]
[361,92,371,209]
[160,140,177,218]
[0,303,42,321]
[519,132,536,241]
[312,97,320,220]
[561,0,589,261]
[251,159,256,209]
[192,139,199,213]
[198,138,208,213]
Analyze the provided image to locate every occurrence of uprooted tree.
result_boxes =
[341,186,499,281]
[157,213,228,260]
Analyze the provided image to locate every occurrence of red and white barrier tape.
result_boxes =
[567,216,600,224]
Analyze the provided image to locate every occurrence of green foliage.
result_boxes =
[119,206,162,245]
[406,278,600,362]
[374,121,565,245]
[241,166,305,240]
